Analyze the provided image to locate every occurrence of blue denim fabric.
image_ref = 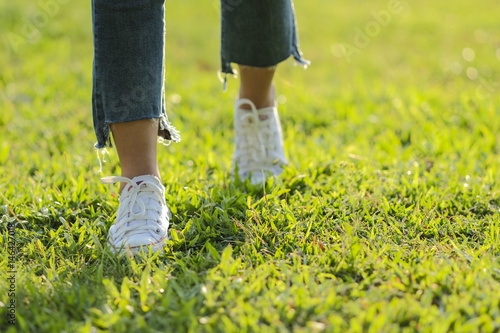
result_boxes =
[91,0,308,149]
[220,0,309,76]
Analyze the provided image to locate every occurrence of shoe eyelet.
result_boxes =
[155,229,161,234]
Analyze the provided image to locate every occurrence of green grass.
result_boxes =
[1,0,500,331]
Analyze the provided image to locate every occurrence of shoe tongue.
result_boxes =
[256,105,276,113]
[239,108,274,121]
[132,175,160,184]
[125,175,161,192]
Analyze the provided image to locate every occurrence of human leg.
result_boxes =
[91,0,180,159]
[110,119,160,192]
[91,0,179,254]
[220,0,309,184]
[238,65,276,110]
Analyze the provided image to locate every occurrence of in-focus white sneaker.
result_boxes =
[101,175,170,255]
[232,98,287,185]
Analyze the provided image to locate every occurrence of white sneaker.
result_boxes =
[101,175,170,255]
[232,98,287,185]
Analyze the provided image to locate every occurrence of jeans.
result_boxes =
[91,0,309,149]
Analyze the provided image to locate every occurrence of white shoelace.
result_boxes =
[233,99,282,174]
[101,176,167,242]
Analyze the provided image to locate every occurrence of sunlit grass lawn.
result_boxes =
[1,0,500,331]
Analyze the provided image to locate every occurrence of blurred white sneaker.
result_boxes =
[101,175,170,255]
[232,98,287,185]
